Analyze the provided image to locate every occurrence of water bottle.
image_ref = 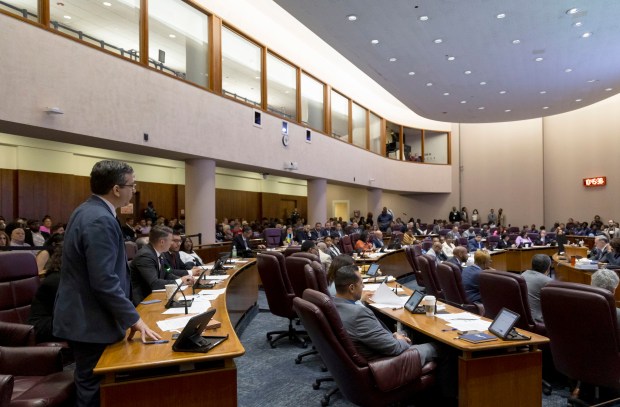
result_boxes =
[232,246,237,258]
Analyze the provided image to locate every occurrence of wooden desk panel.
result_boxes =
[95,260,258,406]
[554,258,620,306]
[489,250,507,271]
[505,247,557,272]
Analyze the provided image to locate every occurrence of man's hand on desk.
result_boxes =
[257,244,266,249]
[191,266,207,277]
[181,275,195,285]
[393,332,412,345]
[127,318,161,342]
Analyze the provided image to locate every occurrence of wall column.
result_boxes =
[307,178,327,225]
[185,159,215,243]
[367,188,383,219]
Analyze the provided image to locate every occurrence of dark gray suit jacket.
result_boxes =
[130,244,182,305]
[53,195,139,344]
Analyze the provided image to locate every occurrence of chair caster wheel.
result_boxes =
[312,383,320,390]
[295,357,301,364]
[321,398,330,406]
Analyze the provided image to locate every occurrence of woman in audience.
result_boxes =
[414,222,426,235]
[497,233,512,249]
[0,231,8,248]
[326,254,355,296]
[471,209,480,226]
[28,242,64,343]
[604,238,620,266]
[179,236,203,266]
[283,226,295,245]
[36,233,64,275]
[355,231,374,252]
[222,224,234,241]
[515,230,533,248]
[364,212,374,228]
[40,215,53,234]
[442,234,456,258]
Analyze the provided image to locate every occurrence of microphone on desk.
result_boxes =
[164,266,192,314]
[193,266,211,295]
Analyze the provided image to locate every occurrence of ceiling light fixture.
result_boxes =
[347,15,357,21]
[499,90,507,94]
[433,38,443,44]
[582,32,592,38]
[389,57,397,62]
[447,56,455,61]
[371,39,379,44]
[63,15,71,19]
[543,106,549,110]
[426,82,433,87]
[565,68,573,73]
[512,39,521,44]
[464,70,472,75]
[419,16,429,21]
[566,8,580,15]
[408,71,415,76]
[575,99,582,102]
[443,92,450,96]
[103,1,111,6]
[460,100,467,104]
[496,13,506,19]
[505,109,511,112]
[605,88,613,91]
[587,79,597,83]
[540,91,547,94]
[480,81,487,85]
[535,57,544,62]
[573,22,583,27]
[169,34,176,38]
[478,106,485,110]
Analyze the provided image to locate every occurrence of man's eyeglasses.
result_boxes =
[118,184,138,191]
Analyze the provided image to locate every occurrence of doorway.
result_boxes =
[332,200,349,221]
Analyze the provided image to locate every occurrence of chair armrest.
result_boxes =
[0,347,62,376]
[368,347,423,392]
[0,322,35,347]
[0,374,14,407]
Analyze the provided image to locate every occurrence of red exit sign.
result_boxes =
[583,176,606,187]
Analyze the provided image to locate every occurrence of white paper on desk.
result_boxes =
[151,283,188,293]
[202,275,230,281]
[362,283,382,292]
[436,312,480,322]
[156,315,195,332]
[162,299,211,315]
[198,288,226,296]
[371,282,408,307]
[363,275,395,283]
[230,259,248,263]
[447,320,491,332]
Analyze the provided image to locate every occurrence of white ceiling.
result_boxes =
[273,0,620,123]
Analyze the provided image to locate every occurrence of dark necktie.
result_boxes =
[170,253,177,268]
[159,255,166,278]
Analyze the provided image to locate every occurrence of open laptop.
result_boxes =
[404,290,426,314]
[172,309,229,353]
[488,307,530,340]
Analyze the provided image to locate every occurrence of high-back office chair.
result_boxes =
[282,245,301,257]
[293,290,436,407]
[421,240,433,252]
[486,235,500,250]
[412,244,423,257]
[458,237,468,246]
[263,228,283,248]
[256,253,307,348]
[341,236,354,255]
[404,246,425,289]
[0,252,39,324]
[508,227,520,234]
[124,241,138,261]
[438,229,450,237]
[527,233,539,243]
[435,263,483,315]
[541,281,620,403]
[417,255,444,300]
[285,256,314,299]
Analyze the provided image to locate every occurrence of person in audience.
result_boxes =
[321,221,332,238]
[461,227,475,240]
[590,215,603,230]
[467,233,485,252]
[143,201,158,223]
[450,225,461,239]
[325,235,342,258]
[179,236,203,266]
[604,238,620,266]
[401,229,416,245]
[350,222,363,234]
[426,241,447,266]
[311,222,323,240]
[377,207,393,232]
[449,206,461,223]
[333,222,345,238]
[495,233,511,249]
[515,230,533,248]
[371,230,384,250]
[24,219,48,247]
[222,224,234,241]
[215,224,224,242]
[414,222,426,235]
[460,207,469,224]
[442,234,456,258]
[364,212,374,228]
[301,240,331,269]
[233,226,265,257]
[283,226,295,245]
[315,241,333,270]
[6,223,30,247]
[462,250,493,303]
[355,231,374,253]
[0,231,8,248]
[35,233,64,275]
[130,226,196,305]
[326,255,355,296]
[295,224,313,243]
[521,254,552,322]
[40,215,53,234]
[589,236,610,261]
[28,242,66,343]
[121,217,137,241]
[471,209,480,226]
[446,246,468,270]
[487,209,497,225]
[496,208,506,227]
[535,230,554,246]
[590,268,620,329]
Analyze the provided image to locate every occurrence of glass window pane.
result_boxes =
[425,130,449,164]
[331,90,349,141]
[301,73,324,132]
[50,0,140,61]
[1,0,38,22]
[369,112,381,154]
[351,103,367,149]
[267,53,297,121]
[403,127,423,162]
[222,27,261,107]
[386,121,400,159]
[149,0,209,86]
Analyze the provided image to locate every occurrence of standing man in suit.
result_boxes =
[130,226,195,305]
[53,160,160,407]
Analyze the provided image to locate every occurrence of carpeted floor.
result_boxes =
[235,290,593,407]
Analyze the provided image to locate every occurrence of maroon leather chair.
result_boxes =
[417,255,444,300]
[421,240,433,252]
[285,256,314,299]
[479,270,545,335]
[124,241,138,261]
[541,281,620,401]
[263,228,283,248]
[289,252,320,262]
[436,263,483,315]
[256,253,307,348]
[293,290,436,406]
[341,236,354,255]
[0,322,36,347]
[282,245,301,257]
[0,252,40,324]
[486,235,500,250]
[404,246,425,288]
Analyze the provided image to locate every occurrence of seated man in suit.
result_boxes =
[130,226,195,305]
[496,233,512,249]
[521,254,552,322]
[446,246,468,270]
[604,238,620,266]
[467,233,485,252]
[426,241,447,266]
[295,224,313,243]
[589,235,610,261]
[164,230,203,274]
[233,226,265,257]
[535,229,554,246]
[462,250,493,303]
[121,217,137,241]
[371,230,385,250]
[590,268,620,330]
[310,222,323,240]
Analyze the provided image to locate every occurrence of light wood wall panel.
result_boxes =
[0,169,16,221]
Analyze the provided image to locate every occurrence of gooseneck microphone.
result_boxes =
[164,266,192,314]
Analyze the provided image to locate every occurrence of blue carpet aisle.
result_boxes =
[236,290,577,407]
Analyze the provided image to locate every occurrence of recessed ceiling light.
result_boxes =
[505,109,511,112]
[587,79,597,83]
[254,76,260,79]
[103,1,111,6]
[605,88,613,91]
[389,57,397,62]
[443,92,450,96]
[566,8,580,15]
[573,22,583,27]
[426,82,433,87]
[460,100,467,104]
[63,15,71,19]
[539,91,547,94]
[408,71,415,76]
[535,57,544,62]
[496,13,506,19]
[582,32,592,38]
[464,70,472,75]
[512,39,521,44]
[543,106,549,110]
[419,16,429,21]
[480,81,487,85]
[478,106,485,110]
[371,39,379,45]
[347,15,357,21]
[499,90,507,94]
[447,56,455,61]
[575,99,582,102]
[565,68,573,73]
[169,34,176,38]
[433,38,443,44]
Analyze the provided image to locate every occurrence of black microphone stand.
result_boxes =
[164,266,192,314]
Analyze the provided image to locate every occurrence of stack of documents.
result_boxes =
[436,312,491,332]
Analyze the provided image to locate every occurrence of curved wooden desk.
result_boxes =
[355,248,409,278]
[553,254,620,306]
[95,259,258,407]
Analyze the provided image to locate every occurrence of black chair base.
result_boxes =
[313,376,338,407]
[266,320,308,348]
[295,346,318,364]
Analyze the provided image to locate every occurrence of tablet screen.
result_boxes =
[488,307,520,339]
[366,263,379,277]
[404,290,425,312]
